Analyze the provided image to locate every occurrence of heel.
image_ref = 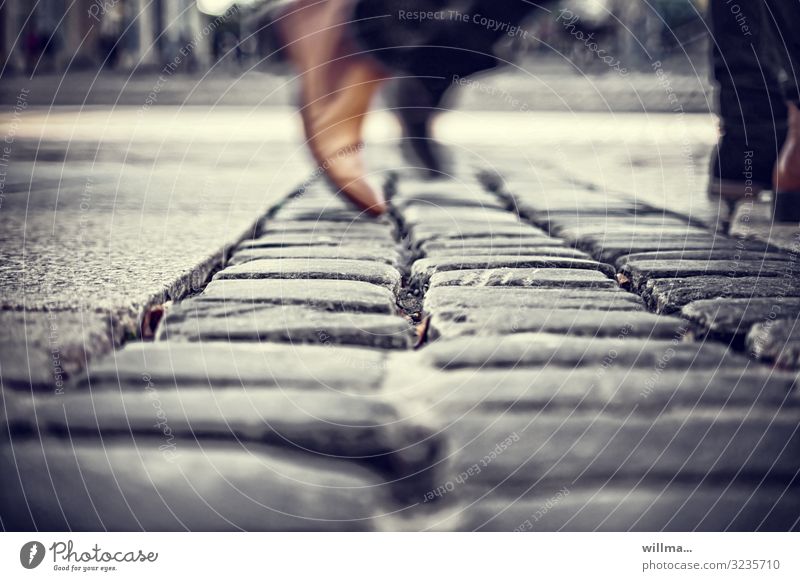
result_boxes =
[773,191,800,222]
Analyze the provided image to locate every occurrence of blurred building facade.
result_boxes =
[0,0,238,75]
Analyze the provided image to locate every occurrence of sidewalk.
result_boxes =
[2,109,799,529]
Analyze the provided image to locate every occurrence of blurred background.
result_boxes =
[0,0,712,110]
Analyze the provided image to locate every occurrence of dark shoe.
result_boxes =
[391,77,451,178]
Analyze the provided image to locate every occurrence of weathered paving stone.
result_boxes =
[619,260,794,291]
[7,388,440,475]
[400,206,520,228]
[0,439,388,531]
[420,236,565,254]
[643,276,800,314]
[260,220,393,237]
[0,310,117,391]
[423,246,590,259]
[78,342,387,391]
[239,232,396,249]
[419,333,748,370]
[586,238,763,264]
[392,181,506,210]
[443,409,800,488]
[271,206,382,222]
[429,308,685,339]
[453,485,800,531]
[748,319,800,370]
[160,302,415,349]
[392,194,506,211]
[615,249,790,268]
[411,255,616,287]
[398,367,795,411]
[214,258,402,292]
[555,225,710,243]
[228,245,402,267]
[683,298,800,340]
[423,288,643,315]
[428,268,615,289]
[408,223,550,247]
[197,279,397,314]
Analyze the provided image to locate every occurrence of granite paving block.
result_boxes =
[78,342,387,391]
[197,279,397,314]
[214,258,402,292]
[615,249,791,268]
[747,319,800,370]
[401,367,795,411]
[443,409,800,487]
[429,308,685,339]
[420,333,747,370]
[260,220,394,237]
[420,236,565,254]
[411,256,616,287]
[455,484,800,531]
[160,302,415,349]
[682,298,800,339]
[620,260,794,290]
[399,206,520,228]
[643,276,800,314]
[423,246,591,259]
[588,239,760,263]
[427,268,615,289]
[239,232,395,249]
[423,287,644,314]
[7,388,440,473]
[407,223,549,246]
[228,245,402,267]
[0,439,388,531]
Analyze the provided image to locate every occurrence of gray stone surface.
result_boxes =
[428,268,615,289]
[747,319,800,370]
[399,367,795,411]
[228,245,402,267]
[7,388,439,473]
[0,310,118,391]
[197,279,397,314]
[420,237,567,255]
[419,333,747,370]
[443,409,800,488]
[400,206,520,228]
[412,256,616,287]
[616,249,791,267]
[424,287,644,314]
[407,223,550,247]
[587,238,762,263]
[79,342,387,392]
[214,258,402,292]
[0,439,388,531]
[429,307,685,339]
[452,485,800,531]
[682,298,800,339]
[643,276,800,314]
[620,260,794,291]
[239,232,396,249]
[424,246,589,260]
[160,302,415,349]
[260,220,394,237]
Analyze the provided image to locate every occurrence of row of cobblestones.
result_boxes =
[2,174,798,531]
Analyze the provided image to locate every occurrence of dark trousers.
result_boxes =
[710,0,800,182]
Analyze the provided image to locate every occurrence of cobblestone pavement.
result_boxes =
[3,159,799,532]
